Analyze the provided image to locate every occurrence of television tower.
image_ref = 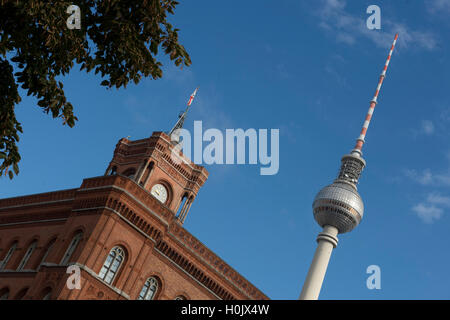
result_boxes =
[299,34,399,300]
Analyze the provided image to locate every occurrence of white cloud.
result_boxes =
[404,169,434,185]
[124,95,139,108]
[318,0,438,51]
[404,168,450,187]
[405,165,450,224]
[427,193,450,207]
[412,193,450,223]
[324,0,346,12]
[434,172,450,185]
[276,63,291,79]
[336,32,356,45]
[426,0,450,13]
[161,64,194,85]
[411,193,449,223]
[441,107,450,122]
[412,203,443,223]
[421,120,435,135]
[410,118,444,138]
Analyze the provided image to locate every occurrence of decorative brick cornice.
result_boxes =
[0,189,77,211]
[0,214,68,226]
[168,223,268,300]
[155,239,235,300]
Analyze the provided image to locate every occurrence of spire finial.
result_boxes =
[168,87,199,141]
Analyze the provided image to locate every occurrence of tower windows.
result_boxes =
[105,166,117,176]
[37,238,56,269]
[0,288,9,300]
[41,287,52,300]
[138,277,159,300]
[14,287,28,300]
[17,240,38,271]
[139,161,154,187]
[60,231,83,265]
[176,194,194,224]
[108,166,117,175]
[176,194,188,219]
[0,241,18,270]
[99,246,125,285]
[122,168,136,179]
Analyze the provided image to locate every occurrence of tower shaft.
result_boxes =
[299,225,338,300]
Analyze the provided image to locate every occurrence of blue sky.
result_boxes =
[1,0,450,299]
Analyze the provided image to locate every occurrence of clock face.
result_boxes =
[150,184,168,204]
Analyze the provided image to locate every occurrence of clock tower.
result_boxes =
[0,89,269,301]
[104,131,208,224]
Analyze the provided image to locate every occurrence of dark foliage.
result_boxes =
[0,0,191,178]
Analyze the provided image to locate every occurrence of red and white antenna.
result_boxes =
[168,87,199,142]
[353,33,398,154]
[187,87,199,107]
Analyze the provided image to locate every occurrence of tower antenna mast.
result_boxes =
[169,87,199,142]
[299,34,399,300]
[353,33,399,155]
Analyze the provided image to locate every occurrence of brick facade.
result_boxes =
[0,132,268,300]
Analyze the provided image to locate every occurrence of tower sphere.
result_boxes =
[312,182,364,234]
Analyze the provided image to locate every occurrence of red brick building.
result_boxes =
[0,131,268,300]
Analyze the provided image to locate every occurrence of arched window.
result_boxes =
[176,194,188,218]
[37,238,56,268]
[109,166,117,175]
[17,240,38,271]
[14,287,28,300]
[99,246,125,285]
[177,194,193,223]
[60,231,83,265]
[0,288,9,300]
[0,241,18,270]
[41,287,52,300]
[139,161,154,186]
[43,291,52,300]
[138,277,159,300]
[174,295,186,300]
[122,168,136,179]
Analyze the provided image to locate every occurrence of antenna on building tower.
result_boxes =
[168,87,199,143]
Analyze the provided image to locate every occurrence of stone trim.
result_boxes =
[153,247,221,300]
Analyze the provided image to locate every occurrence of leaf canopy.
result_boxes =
[0,0,191,179]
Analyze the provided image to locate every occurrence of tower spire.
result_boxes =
[299,34,399,300]
[168,87,199,142]
[353,33,398,155]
